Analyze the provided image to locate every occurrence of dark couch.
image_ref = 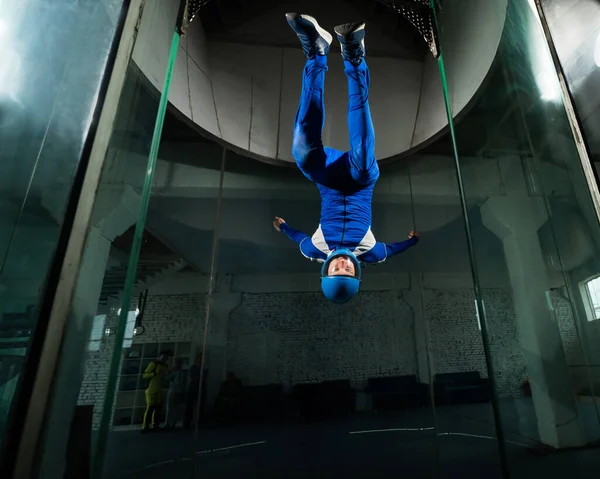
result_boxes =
[239,384,287,422]
[293,380,355,420]
[433,371,490,405]
[367,375,428,411]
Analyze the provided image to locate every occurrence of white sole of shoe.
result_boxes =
[300,14,333,46]
[334,23,366,36]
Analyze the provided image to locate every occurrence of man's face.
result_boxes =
[327,255,356,277]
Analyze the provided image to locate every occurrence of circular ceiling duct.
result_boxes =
[132,0,507,164]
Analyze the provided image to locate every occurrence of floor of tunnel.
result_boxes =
[102,402,600,478]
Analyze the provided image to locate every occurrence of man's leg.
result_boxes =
[292,55,329,183]
[336,23,379,187]
[345,59,378,185]
[142,391,154,431]
[286,14,338,184]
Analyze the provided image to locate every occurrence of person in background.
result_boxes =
[142,351,169,433]
[184,353,203,429]
[165,357,187,429]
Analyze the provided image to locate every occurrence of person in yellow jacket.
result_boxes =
[142,352,169,432]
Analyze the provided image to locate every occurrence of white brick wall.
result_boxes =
[78,294,207,428]
[227,291,416,387]
[553,291,585,365]
[79,287,582,427]
[78,312,119,428]
[426,289,526,396]
[134,294,207,344]
[426,289,581,397]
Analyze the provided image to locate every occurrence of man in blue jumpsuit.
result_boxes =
[273,14,419,304]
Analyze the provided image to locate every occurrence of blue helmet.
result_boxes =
[321,248,362,303]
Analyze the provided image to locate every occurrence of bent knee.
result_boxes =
[352,167,379,186]
[292,138,326,177]
[292,137,310,166]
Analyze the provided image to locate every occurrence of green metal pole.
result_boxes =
[91,8,185,477]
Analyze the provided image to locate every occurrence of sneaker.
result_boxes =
[334,22,366,65]
[286,13,332,59]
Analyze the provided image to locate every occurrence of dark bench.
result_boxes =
[293,380,355,420]
[433,371,490,405]
[367,375,428,410]
[240,384,287,422]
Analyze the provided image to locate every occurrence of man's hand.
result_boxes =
[273,217,286,232]
[409,230,419,239]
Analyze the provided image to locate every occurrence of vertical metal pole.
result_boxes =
[92,2,187,477]
[429,1,510,477]
[192,146,227,476]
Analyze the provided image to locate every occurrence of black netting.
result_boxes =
[375,0,440,58]
[182,0,439,57]
[184,0,211,28]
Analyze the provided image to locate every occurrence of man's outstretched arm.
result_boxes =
[361,231,419,263]
[385,231,419,258]
[273,216,309,245]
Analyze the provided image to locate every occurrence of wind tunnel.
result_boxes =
[8,1,600,479]
[134,0,505,163]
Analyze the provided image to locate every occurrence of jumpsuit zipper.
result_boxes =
[339,195,347,249]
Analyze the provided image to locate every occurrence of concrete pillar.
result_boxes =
[481,194,584,448]
[404,273,436,384]
[203,274,242,410]
[39,186,140,477]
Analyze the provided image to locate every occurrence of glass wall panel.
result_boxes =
[0,0,129,469]
[541,0,600,181]
[30,0,600,477]
[34,0,203,476]
[36,65,177,478]
[439,0,600,475]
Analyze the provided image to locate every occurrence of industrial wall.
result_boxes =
[77,271,583,429]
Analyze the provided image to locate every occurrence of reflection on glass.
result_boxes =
[35,62,180,477]
[444,0,600,475]
[0,0,127,467]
